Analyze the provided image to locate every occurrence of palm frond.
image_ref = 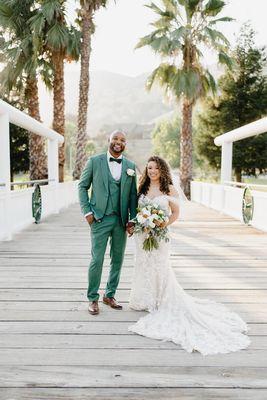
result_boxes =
[204,69,217,95]
[29,13,46,36]
[146,63,176,91]
[145,2,165,15]
[218,50,234,70]
[0,3,14,29]
[66,26,81,61]
[39,59,53,90]
[151,16,173,29]
[135,29,165,49]
[6,46,22,64]
[41,0,65,25]
[171,26,186,41]
[187,0,201,17]
[209,16,234,25]
[204,27,230,46]
[204,0,225,17]
[23,57,38,76]
[145,2,175,18]
[150,36,172,54]
[46,23,69,51]
[162,0,178,15]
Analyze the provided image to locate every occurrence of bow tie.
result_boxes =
[109,157,122,164]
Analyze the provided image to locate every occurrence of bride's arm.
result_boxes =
[166,185,180,227]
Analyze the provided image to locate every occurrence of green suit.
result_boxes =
[78,153,138,301]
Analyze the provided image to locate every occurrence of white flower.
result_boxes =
[127,168,135,177]
[141,209,151,220]
[148,216,156,228]
[137,214,146,224]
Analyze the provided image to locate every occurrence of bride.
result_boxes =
[128,156,250,355]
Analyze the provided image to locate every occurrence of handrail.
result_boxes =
[0,99,63,240]
[224,181,267,189]
[0,179,55,188]
[0,99,64,143]
[214,117,267,146]
[10,179,55,186]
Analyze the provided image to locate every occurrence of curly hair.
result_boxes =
[138,156,173,196]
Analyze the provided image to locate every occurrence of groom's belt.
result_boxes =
[95,212,119,223]
[105,211,119,216]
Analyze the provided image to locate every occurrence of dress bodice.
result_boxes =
[138,194,178,214]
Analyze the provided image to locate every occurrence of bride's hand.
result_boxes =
[160,221,168,228]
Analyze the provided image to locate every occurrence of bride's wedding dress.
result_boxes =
[128,194,250,355]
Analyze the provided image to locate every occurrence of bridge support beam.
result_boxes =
[48,139,59,214]
[0,114,11,240]
[221,141,233,184]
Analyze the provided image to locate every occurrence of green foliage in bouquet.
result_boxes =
[143,235,159,252]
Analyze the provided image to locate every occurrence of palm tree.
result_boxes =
[0,0,48,181]
[30,0,80,182]
[137,0,233,197]
[73,0,108,180]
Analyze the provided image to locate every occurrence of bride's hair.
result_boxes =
[138,156,173,196]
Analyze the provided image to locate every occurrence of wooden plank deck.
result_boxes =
[0,202,267,400]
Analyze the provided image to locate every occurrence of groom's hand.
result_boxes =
[85,214,95,225]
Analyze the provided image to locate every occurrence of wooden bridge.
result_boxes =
[0,201,267,400]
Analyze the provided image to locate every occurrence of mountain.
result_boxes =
[39,64,173,136]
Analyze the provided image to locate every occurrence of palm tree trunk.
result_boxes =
[180,98,193,199]
[73,5,93,180]
[26,75,47,181]
[52,52,65,182]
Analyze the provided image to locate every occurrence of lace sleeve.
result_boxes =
[166,195,180,206]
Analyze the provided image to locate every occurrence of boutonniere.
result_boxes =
[126,168,135,177]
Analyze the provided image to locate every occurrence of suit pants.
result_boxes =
[87,214,127,301]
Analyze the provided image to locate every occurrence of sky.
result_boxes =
[67,0,267,77]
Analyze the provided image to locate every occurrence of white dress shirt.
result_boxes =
[85,152,123,218]
[107,151,123,181]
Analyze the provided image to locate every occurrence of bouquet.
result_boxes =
[132,197,169,252]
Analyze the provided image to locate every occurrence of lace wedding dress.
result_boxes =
[128,194,250,355]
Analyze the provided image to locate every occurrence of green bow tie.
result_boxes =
[109,157,122,164]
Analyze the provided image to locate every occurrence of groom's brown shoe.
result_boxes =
[103,296,123,310]
[88,301,99,315]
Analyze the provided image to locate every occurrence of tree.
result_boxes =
[137,0,233,197]
[65,118,96,177]
[152,115,180,167]
[30,0,80,182]
[196,24,267,181]
[3,93,30,182]
[73,0,108,180]
[0,0,47,181]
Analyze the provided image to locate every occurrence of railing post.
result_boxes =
[221,141,233,183]
[0,113,12,240]
[48,138,59,214]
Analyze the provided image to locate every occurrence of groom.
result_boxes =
[78,130,138,315]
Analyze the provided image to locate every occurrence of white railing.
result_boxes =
[214,116,267,183]
[191,116,267,232]
[224,181,267,190]
[191,181,267,232]
[0,99,78,241]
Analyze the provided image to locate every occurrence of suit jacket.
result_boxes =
[78,153,138,226]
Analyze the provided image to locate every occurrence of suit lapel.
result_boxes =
[100,154,109,193]
[120,157,128,194]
